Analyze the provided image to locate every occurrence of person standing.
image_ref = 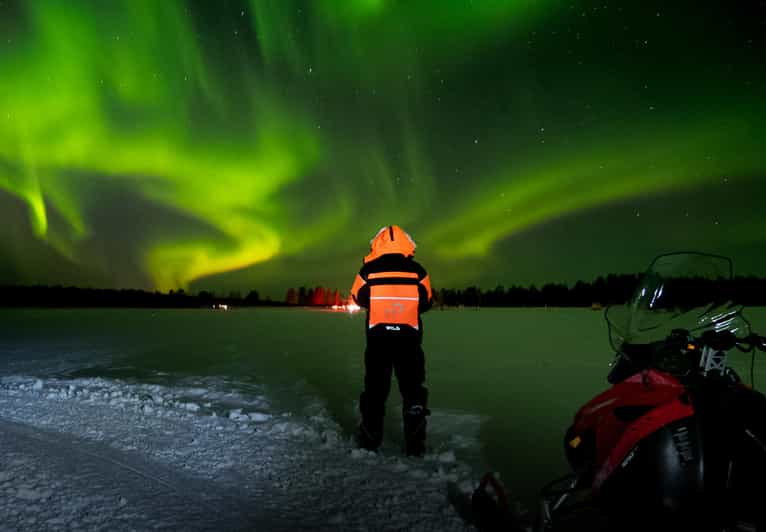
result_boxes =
[350,225,433,456]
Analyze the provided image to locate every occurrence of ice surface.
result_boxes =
[0,376,475,530]
[1,307,763,528]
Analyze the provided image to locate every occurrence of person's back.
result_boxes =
[350,225,432,456]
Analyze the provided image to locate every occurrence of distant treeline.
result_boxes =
[285,286,343,306]
[0,285,275,308]
[2,274,766,309]
[433,275,766,308]
[281,277,644,308]
[434,274,641,308]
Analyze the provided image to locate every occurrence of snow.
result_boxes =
[437,450,457,464]
[0,376,477,530]
[6,307,758,529]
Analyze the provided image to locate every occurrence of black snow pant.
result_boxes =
[359,336,429,456]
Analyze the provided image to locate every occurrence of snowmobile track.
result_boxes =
[0,417,286,531]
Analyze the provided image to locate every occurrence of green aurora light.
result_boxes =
[0,0,764,294]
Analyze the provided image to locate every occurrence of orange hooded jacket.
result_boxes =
[350,226,432,334]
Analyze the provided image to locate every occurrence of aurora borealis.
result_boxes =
[0,0,764,297]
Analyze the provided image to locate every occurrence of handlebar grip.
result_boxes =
[738,334,766,352]
[700,329,737,351]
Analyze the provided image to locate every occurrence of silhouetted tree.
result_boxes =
[312,286,327,306]
[298,286,307,306]
[286,288,298,305]
[463,286,481,307]
[483,285,505,307]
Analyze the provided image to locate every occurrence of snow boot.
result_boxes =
[403,404,430,457]
[356,421,382,452]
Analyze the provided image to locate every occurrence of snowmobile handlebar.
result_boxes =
[670,329,766,355]
[613,330,766,384]
[733,332,766,353]
[626,329,766,356]
[694,330,766,352]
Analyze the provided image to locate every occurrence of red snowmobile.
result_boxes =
[469,253,766,532]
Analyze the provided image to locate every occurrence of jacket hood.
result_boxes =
[364,225,417,263]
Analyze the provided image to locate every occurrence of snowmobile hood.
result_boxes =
[364,225,417,263]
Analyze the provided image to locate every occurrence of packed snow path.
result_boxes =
[0,377,475,531]
[0,418,270,531]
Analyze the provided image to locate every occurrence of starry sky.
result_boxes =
[0,0,764,298]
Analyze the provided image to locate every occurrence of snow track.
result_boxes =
[0,419,272,531]
[0,377,475,531]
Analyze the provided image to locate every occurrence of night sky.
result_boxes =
[0,0,764,298]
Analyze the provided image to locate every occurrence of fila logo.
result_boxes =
[385,325,401,331]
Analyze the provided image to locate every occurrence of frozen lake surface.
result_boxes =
[1,307,764,530]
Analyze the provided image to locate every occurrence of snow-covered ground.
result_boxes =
[2,307,763,530]
[0,375,477,531]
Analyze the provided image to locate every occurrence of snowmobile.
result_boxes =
[466,252,766,532]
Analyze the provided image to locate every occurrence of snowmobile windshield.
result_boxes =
[606,253,750,354]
